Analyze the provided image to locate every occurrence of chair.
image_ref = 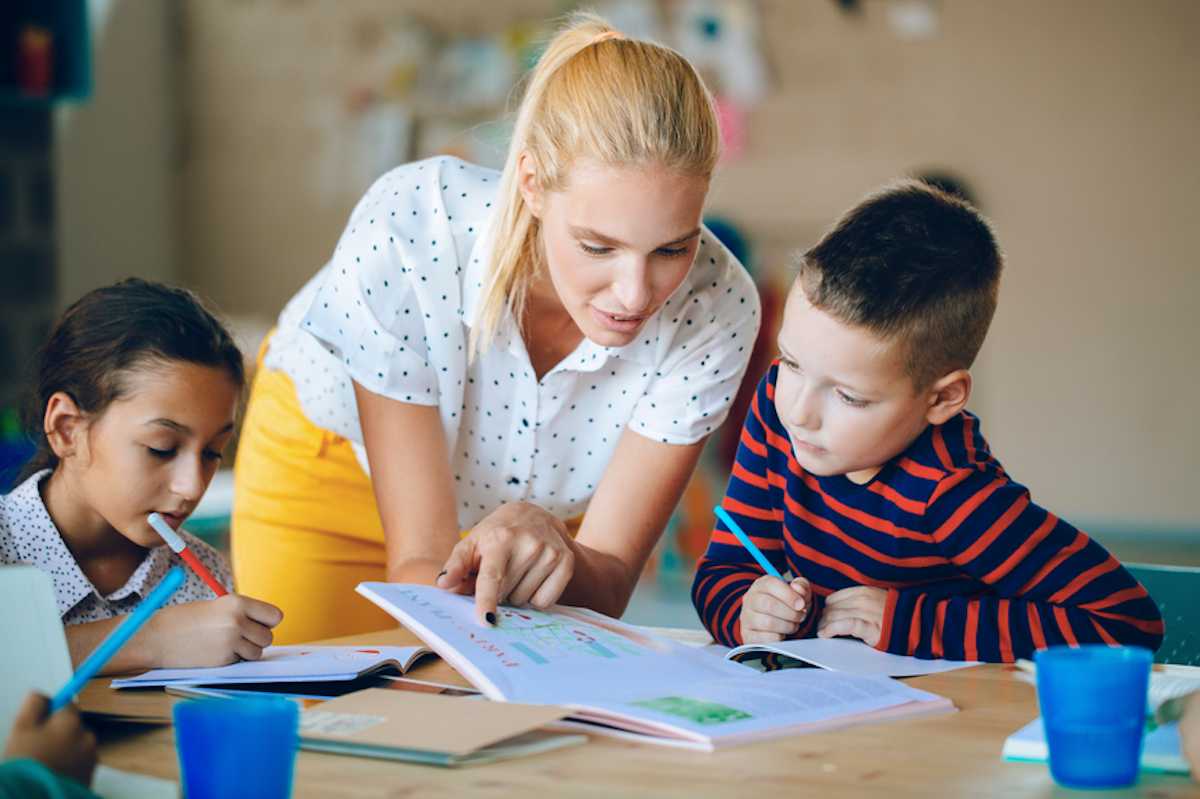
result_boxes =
[1126,562,1200,666]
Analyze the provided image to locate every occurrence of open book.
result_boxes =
[356,583,955,751]
[725,638,981,677]
[111,645,431,688]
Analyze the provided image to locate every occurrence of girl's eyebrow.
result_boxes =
[569,225,701,249]
[146,418,235,436]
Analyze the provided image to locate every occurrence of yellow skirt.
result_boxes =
[231,360,397,644]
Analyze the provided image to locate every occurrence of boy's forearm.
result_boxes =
[878,590,1163,662]
[691,559,759,646]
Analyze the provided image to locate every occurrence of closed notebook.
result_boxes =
[111,645,432,688]
[1003,718,1188,775]
[297,688,587,767]
[724,637,981,677]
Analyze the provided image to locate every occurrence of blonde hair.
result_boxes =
[469,11,721,357]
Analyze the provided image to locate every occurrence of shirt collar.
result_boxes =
[6,470,172,616]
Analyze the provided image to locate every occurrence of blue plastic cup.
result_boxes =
[173,697,299,799]
[1034,644,1152,789]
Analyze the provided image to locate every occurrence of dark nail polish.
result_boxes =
[485,612,496,625]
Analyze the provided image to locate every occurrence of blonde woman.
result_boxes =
[231,13,760,643]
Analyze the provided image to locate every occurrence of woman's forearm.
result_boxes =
[559,541,639,618]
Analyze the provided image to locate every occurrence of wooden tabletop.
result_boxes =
[91,627,1197,798]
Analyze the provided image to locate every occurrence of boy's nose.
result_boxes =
[788,388,820,431]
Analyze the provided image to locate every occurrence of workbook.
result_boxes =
[111,645,431,688]
[1003,718,1188,774]
[724,637,981,677]
[356,583,955,751]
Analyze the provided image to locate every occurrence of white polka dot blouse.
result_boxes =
[265,157,761,529]
[0,470,233,625]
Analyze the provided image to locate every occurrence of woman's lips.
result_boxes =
[590,305,646,334]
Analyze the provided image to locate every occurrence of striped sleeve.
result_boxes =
[878,468,1164,662]
[691,372,817,646]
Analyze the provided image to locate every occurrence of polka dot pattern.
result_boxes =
[265,156,761,529]
[1,470,234,624]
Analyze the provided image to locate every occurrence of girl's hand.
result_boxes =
[3,692,96,787]
[436,502,576,625]
[818,585,888,647]
[740,575,811,645]
[147,594,284,667]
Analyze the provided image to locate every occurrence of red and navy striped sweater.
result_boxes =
[692,363,1164,661]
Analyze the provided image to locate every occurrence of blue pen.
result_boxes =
[50,566,186,712]
[713,505,783,579]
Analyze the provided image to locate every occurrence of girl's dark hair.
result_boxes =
[20,278,245,480]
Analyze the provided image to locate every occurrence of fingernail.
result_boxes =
[485,612,496,625]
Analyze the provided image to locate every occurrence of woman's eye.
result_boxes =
[580,243,611,256]
[779,356,799,371]
[147,447,175,459]
[656,246,689,258]
[203,449,224,462]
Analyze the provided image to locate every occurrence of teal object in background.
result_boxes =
[0,0,92,105]
[1126,563,1200,666]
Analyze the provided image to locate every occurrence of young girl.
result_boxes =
[0,279,283,675]
[233,11,761,642]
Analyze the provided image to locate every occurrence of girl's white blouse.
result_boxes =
[265,157,760,529]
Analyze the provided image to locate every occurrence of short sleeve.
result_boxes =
[630,244,761,445]
[300,170,440,406]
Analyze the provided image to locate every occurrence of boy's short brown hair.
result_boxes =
[798,179,1003,389]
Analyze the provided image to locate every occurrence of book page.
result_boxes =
[111,645,428,687]
[356,583,753,703]
[727,637,980,677]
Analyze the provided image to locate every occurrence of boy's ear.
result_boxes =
[516,151,544,218]
[43,391,90,463]
[924,369,972,426]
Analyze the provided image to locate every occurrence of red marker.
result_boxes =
[147,512,227,596]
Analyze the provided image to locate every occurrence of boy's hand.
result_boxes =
[3,692,96,787]
[147,594,284,667]
[740,575,811,644]
[818,586,888,647]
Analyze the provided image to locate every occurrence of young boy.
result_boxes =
[692,181,1163,661]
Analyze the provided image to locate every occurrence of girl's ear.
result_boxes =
[925,369,972,427]
[516,151,544,218]
[43,391,89,464]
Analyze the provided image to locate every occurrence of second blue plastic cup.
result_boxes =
[173,696,299,799]
[1034,644,1152,789]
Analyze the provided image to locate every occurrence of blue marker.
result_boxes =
[713,505,783,579]
[51,566,186,712]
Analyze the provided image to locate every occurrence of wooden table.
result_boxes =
[91,628,1197,798]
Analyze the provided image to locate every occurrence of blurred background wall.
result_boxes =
[2,1,1197,589]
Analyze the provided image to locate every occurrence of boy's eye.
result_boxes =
[779,356,799,371]
[203,449,224,462]
[580,242,612,256]
[656,246,689,258]
[837,390,869,408]
[147,447,176,459]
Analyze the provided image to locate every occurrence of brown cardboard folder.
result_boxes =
[298,688,587,766]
